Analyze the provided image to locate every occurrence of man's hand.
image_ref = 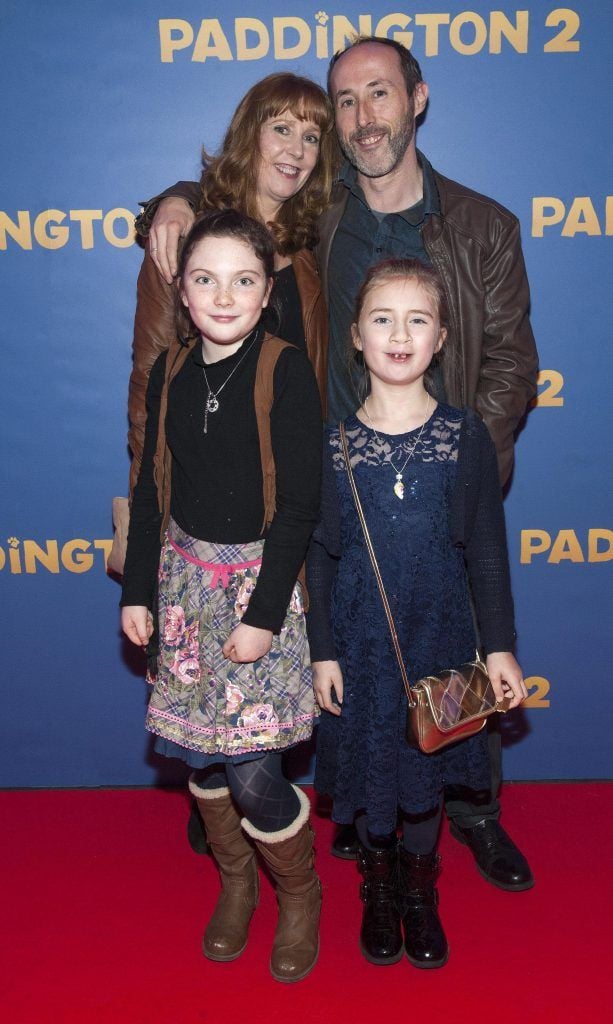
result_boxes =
[222,623,273,664]
[312,660,344,716]
[121,606,154,647]
[149,197,195,283]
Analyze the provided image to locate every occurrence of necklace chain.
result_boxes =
[201,331,258,434]
[362,394,432,500]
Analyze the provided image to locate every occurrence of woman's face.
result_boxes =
[255,110,321,219]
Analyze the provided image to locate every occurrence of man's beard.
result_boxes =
[340,112,414,179]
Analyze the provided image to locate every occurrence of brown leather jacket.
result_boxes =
[316,170,538,486]
[128,240,327,491]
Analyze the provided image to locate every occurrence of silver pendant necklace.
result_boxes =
[201,331,258,434]
[363,394,432,500]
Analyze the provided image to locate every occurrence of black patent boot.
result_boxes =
[356,840,403,965]
[398,848,449,969]
[331,823,359,860]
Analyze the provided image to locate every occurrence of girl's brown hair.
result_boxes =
[175,209,277,341]
[197,73,338,256]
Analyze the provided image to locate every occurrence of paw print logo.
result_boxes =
[315,11,329,26]
[7,537,19,548]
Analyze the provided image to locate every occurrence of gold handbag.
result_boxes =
[407,656,499,754]
[339,423,504,755]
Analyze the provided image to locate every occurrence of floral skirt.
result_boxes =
[145,519,316,762]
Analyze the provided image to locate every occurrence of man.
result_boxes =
[137,36,537,892]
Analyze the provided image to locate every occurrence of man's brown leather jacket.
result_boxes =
[316,171,538,485]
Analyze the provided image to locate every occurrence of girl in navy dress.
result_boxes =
[307,258,527,969]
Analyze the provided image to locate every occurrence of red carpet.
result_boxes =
[2,784,611,1023]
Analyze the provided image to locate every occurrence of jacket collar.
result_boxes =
[336,149,440,222]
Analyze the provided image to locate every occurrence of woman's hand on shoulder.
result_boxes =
[121,606,154,647]
[150,197,195,283]
[312,660,344,716]
[223,623,273,664]
[486,652,527,710]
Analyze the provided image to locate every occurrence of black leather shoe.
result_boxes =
[331,822,359,860]
[398,849,448,969]
[357,845,403,965]
[187,799,210,855]
[449,819,534,891]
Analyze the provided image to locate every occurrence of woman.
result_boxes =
[127,72,336,491]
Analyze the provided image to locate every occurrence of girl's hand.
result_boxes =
[121,606,154,647]
[223,623,273,664]
[149,197,195,283]
[312,660,344,716]
[486,652,528,710]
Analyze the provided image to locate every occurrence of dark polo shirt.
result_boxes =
[327,151,443,423]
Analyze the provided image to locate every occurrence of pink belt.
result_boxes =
[168,536,262,589]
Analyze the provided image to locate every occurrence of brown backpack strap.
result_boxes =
[155,339,196,538]
[254,335,293,533]
[254,334,309,611]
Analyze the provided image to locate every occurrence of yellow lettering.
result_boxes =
[449,12,488,55]
[235,18,269,60]
[588,529,613,563]
[273,17,310,60]
[375,13,413,50]
[414,13,448,56]
[102,209,135,248]
[532,197,565,237]
[193,19,233,62]
[332,15,373,52]
[520,530,551,564]
[23,540,60,574]
[544,8,580,53]
[523,677,551,708]
[9,546,22,574]
[489,10,529,54]
[315,23,328,59]
[548,529,584,564]
[34,210,69,250]
[94,539,114,571]
[70,210,102,250]
[533,369,564,407]
[61,540,94,573]
[159,19,194,62]
[0,210,32,250]
[561,196,601,237]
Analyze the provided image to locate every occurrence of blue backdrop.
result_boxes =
[1,1,611,787]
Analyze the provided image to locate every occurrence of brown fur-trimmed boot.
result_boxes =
[242,786,321,983]
[189,776,259,962]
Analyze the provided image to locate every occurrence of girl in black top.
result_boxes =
[121,210,322,983]
[306,258,527,970]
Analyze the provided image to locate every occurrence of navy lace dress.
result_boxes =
[309,406,491,835]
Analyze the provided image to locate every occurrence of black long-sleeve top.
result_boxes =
[122,329,322,633]
[306,408,516,661]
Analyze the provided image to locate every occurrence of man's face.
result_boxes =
[330,43,425,179]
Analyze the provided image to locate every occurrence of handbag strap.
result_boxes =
[339,422,416,709]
